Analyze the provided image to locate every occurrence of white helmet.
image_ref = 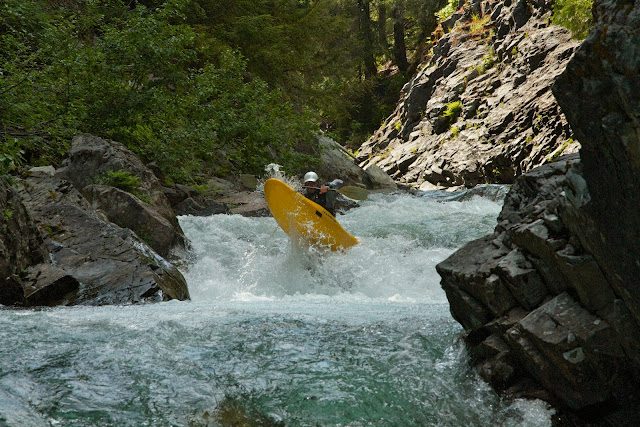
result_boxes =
[303,171,319,183]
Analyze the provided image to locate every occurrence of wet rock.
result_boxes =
[316,135,397,190]
[163,184,229,217]
[438,0,640,419]
[438,154,639,419]
[553,0,640,327]
[218,191,270,217]
[505,293,628,410]
[83,184,179,257]
[437,234,515,327]
[23,264,79,307]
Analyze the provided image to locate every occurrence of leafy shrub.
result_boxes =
[1,0,317,183]
[0,139,24,177]
[469,14,490,34]
[475,50,496,74]
[436,0,460,21]
[442,101,463,121]
[552,0,593,39]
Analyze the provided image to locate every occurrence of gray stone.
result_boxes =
[317,135,396,190]
[57,134,187,259]
[16,172,190,305]
[84,184,179,257]
[496,249,547,310]
[0,178,46,306]
[23,263,79,307]
[437,0,640,420]
[506,293,628,410]
[554,0,640,329]
[357,0,580,190]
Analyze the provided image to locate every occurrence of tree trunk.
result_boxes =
[358,0,378,79]
[392,3,409,74]
[377,2,389,56]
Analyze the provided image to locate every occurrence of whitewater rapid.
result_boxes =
[0,189,556,426]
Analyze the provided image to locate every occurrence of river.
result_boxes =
[0,188,554,426]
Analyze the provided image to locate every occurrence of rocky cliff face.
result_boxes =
[357,0,580,189]
[437,0,640,423]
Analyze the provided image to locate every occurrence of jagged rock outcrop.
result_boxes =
[553,0,640,325]
[437,0,640,423]
[357,0,580,189]
[14,167,190,306]
[57,134,187,259]
[1,134,192,307]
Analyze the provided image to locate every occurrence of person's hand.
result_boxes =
[319,185,329,194]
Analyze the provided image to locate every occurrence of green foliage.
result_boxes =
[475,49,496,74]
[1,0,317,182]
[552,0,593,39]
[548,138,572,162]
[97,170,142,193]
[2,0,449,182]
[442,101,463,121]
[469,14,489,34]
[436,0,459,21]
[0,138,24,177]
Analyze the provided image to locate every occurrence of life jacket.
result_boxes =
[304,186,334,216]
[304,179,341,216]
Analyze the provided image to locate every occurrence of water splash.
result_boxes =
[181,190,502,302]
[257,163,302,194]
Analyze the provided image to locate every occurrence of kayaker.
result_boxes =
[303,171,342,216]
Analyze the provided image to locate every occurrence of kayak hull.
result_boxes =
[264,178,358,251]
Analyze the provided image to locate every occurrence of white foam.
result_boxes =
[179,190,502,303]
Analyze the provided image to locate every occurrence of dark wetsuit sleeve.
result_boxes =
[304,190,333,215]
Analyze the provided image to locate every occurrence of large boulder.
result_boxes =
[437,155,640,422]
[553,0,640,326]
[316,135,397,190]
[57,134,187,259]
[15,167,190,306]
[83,184,180,257]
[437,0,640,422]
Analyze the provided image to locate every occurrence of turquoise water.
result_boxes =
[0,190,554,426]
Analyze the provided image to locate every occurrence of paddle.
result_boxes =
[304,185,368,201]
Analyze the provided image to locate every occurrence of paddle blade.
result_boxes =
[337,186,368,200]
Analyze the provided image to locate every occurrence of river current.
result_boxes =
[0,188,555,426]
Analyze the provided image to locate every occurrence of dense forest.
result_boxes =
[1,0,591,185]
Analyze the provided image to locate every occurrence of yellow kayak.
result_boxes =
[264,178,358,251]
